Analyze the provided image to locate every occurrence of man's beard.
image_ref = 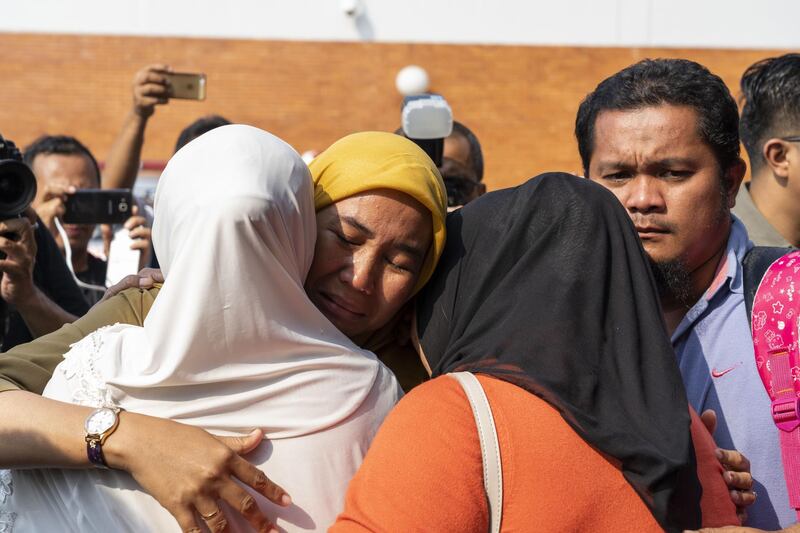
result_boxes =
[648,256,694,307]
[645,173,731,307]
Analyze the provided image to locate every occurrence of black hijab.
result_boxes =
[416,173,702,531]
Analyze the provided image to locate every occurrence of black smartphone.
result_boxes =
[63,189,133,224]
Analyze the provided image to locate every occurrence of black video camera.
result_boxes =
[0,134,37,220]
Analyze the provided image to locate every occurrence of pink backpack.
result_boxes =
[751,249,800,519]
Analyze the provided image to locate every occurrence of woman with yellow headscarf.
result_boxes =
[0,129,446,532]
[307,131,447,389]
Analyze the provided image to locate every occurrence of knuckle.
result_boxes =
[218,446,237,464]
[203,465,226,484]
[176,487,201,506]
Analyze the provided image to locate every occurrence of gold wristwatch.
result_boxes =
[84,406,122,469]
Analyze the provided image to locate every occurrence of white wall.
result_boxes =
[2,0,799,50]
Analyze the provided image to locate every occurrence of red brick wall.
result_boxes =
[0,33,788,189]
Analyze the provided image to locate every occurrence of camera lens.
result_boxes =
[0,160,37,219]
[0,173,24,204]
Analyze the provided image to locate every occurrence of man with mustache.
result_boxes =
[577,58,793,529]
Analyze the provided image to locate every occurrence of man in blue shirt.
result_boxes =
[577,58,794,529]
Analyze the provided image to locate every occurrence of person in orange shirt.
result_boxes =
[332,173,741,532]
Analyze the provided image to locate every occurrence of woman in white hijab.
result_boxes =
[1,125,401,532]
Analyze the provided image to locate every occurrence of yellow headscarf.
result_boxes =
[308,131,446,294]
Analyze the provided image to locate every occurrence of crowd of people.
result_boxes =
[0,52,799,532]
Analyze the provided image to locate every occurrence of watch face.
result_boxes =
[85,408,117,435]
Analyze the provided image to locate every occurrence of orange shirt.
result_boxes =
[332,374,738,532]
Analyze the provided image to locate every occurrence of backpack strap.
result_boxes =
[750,250,800,520]
[744,246,792,326]
[449,372,503,533]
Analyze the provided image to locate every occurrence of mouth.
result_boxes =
[634,226,669,239]
[63,225,87,238]
[317,291,366,321]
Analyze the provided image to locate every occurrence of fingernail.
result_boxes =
[714,449,723,460]
[281,494,292,506]
[138,278,153,288]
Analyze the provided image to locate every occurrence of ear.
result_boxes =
[763,138,792,179]
[724,157,747,209]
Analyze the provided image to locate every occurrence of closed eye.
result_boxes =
[386,258,413,273]
[334,231,358,246]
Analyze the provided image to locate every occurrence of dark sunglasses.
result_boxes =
[780,136,800,143]
[443,177,478,207]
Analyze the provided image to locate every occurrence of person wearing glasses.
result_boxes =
[397,120,486,210]
[440,121,486,208]
[737,53,800,247]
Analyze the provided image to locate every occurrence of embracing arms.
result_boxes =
[0,286,289,531]
[0,287,153,394]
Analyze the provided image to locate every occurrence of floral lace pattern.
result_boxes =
[0,470,11,505]
[0,511,16,533]
[0,460,13,531]
[59,325,118,408]
[0,326,120,532]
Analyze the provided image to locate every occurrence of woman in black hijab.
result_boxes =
[332,174,713,532]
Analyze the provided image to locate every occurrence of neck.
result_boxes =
[749,174,800,246]
[660,231,730,335]
[70,247,89,273]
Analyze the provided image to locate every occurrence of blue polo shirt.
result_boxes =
[674,216,794,528]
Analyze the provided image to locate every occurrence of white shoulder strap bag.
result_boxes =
[449,372,503,533]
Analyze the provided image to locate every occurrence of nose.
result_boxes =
[341,248,378,294]
[622,175,666,215]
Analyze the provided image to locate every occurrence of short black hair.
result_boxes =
[740,53,800,174]
[174,115,231,153]
[23,134,101,184]
[575,58,741,177]
[450,121,484,182]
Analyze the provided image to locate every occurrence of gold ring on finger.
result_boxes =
[200,508,222,521]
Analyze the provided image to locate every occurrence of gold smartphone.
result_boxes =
[164,72,206,100]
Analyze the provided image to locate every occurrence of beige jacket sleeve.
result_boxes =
[0,287,159,395]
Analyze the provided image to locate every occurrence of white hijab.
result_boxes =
[75,124,384,437]
[1,125,399,532]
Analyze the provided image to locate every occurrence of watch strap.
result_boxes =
[86,436,109,468]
